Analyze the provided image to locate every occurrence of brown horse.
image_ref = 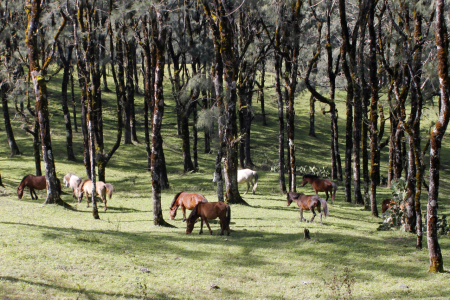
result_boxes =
[186,202,231,236]
[287,192,329,225]
[76,179,108,211]
[170,191,208,221]
[17,175,61,200]
[301,174,337,203]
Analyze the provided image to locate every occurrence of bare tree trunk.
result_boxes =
[1,85,21,156]
[427,0,447,272]
[309,94,316,137]
[151,10,172,226]
[368,0,379,217]
[275,41,287,194]
[57,43,75,161]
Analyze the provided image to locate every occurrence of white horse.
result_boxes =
[63,173,82,198]
[213,168,258,195]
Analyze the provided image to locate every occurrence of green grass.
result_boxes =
[0,66,449,299]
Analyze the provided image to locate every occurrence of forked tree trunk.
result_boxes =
[25,1,69,208]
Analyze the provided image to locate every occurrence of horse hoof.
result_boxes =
[182,219,186,222]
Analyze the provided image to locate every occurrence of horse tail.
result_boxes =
[252,172,258,194]
[105,183,114,199]
[170,191,184,208]
[319,198,329,217]
[226,204,231,230]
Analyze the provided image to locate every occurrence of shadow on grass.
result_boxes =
[0,220,434,281]
[0,276,179,300]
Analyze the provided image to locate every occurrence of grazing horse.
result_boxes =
[213,168,259,195]
[63,173,82,198]
[287,192,329,225]
[186,202,231,236]
[170,191,208,221]
[301,174,337,203]
[76,179,108,211]
[17,175,61,200]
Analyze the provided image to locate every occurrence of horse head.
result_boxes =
[185,219,195,234]
[76,180,87,203]
[17,186,24,199]
[286,193,293,206]
[169,206,177,220]
[185,204,199,234]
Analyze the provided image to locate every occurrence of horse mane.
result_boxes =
[187,203,199,223]
[303,174,319,179]
[170,191,184,208]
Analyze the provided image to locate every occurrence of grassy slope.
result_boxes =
[0,67,449,300]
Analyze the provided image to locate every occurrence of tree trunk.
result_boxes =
[25,1,69,208]
[368,0,379,217]
[1,85,21,156]
[151,11,172,226]
[259,58,267,126]
[309,94,316,137]
[70,73,78,133]
[124,38,134,145]
[58,44,76,161]
[427,0,447,273]
[275,41,287,194]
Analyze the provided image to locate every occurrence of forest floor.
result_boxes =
[0,67,449,299]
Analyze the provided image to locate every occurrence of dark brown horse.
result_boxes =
[186,202,231,236]
[17,175,61,200]
[287,192,329,225]
[301,174,337,203]
[170,191,208,221]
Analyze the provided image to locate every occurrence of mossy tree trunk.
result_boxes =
[25,0,69,208]
[427,0,448,273]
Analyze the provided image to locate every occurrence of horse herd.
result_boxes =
[17,169,338,235]
[17,173,114,211]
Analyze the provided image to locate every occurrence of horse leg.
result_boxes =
[30,188,35,200]
[219,217,225,236]
[204,219,213,235]
[320,212,323,225]
[103,196,107,211]
[182,206,186,222]
[300,208,306,222]
[325,191,329,202]
[310,207,316,223]
[244,182,249,195]
[199,217,204,234]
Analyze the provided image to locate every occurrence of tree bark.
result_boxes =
[427,0,447,273]
[1,84,21,156]
[25,1,69,208]
[368,0,379,217]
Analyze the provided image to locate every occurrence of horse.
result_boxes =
[286,192,329,225]
[63,173,82,198]
[17,175,61,200]
[186,202,231,236]
[300,174,337,203]
[381,199,395,213]
[76,179,108,211]
[170,191,208,221]
[213,168,259,195]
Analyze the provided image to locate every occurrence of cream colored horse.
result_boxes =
[213,168,258,195]
[63,173,82,198]
[76,179,108,211]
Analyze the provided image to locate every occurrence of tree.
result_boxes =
[25,0,70,208]
[427,0,448,273]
